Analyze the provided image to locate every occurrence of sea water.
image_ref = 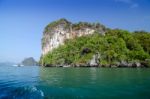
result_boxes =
[0,66,150,99]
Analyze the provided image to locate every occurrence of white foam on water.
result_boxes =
[40,90,44,97]
[31,86,44,97]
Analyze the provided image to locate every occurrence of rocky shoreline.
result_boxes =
[44,59,150,68]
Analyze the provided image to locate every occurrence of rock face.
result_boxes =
[42,18,106,55]
[22,57,38,66]
[89,53,100,67]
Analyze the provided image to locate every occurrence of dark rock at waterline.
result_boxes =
[43,59,150,68]
[118,61,128,67]
[140,60,150,67]
[118,61,148,68]
[45,64,55,67]
[132,62,141,67]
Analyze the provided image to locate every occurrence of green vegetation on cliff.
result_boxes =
[44,18,71,33]
[40,29,150,67]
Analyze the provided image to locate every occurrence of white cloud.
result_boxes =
[115,0,139,8]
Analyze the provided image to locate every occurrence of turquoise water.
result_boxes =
[0,66,150,99]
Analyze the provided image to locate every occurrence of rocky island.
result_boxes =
[22,57,38,66]
[40,19,150,67]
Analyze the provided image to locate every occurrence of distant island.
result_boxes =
[40,19,150,67]
[22,57,38,66]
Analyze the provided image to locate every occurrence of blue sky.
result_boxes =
[0,0,150,63]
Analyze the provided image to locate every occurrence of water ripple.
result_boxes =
[0,86,44,99]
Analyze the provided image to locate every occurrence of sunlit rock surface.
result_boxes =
[42,19,106,55]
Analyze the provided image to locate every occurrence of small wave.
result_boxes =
[0,86,44,99]
[40,90,44,97]
[27,86,44,97]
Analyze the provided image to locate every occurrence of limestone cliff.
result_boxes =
[42,19,107,55]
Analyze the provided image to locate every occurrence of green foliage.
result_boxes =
[44,18,71,33]
[72,22,106,31]
[41,29,150,66]
[133,31,150,54]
